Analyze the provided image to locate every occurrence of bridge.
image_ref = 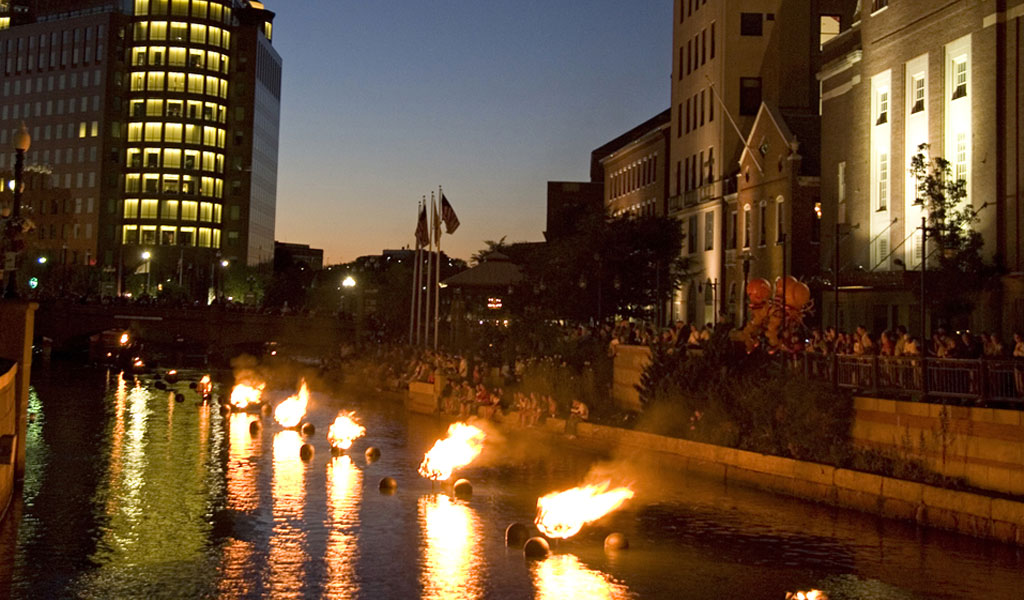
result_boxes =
[34,302,356,362]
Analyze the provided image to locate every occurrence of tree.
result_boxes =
[470,237,510,266]
[910,143,996,326]
[513,213,690,324]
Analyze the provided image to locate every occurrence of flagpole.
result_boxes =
[434,185,442,350]
[410,200,422,345]
[423,192,434,346]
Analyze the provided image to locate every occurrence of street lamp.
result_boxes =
[3,122,31,299]
[141,250,152,296]
[342,275,356,288]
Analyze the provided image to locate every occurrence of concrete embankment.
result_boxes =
[494,412,1024,547]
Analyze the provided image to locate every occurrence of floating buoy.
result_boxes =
[248,420,261,435]
[523,537,550,560]
[364,446,381,462]
[505,523,530,548]
[188,382,198,390]
[378,477,397,494]
[604,532,629,550]
[299,444,314,461]
[301,422,316,436]
[175,393,186,403]
[165,371,179,384]
[452,478,473,500]
[154,381,167,391]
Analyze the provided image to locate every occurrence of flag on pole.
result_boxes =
[415,205,429,247]
[440,194,460,234]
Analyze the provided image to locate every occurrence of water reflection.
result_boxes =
[530,553,632,600]
[419,494,483,600]
[324,455,362,598]
[219,413,263,598]
[267,430,308,599]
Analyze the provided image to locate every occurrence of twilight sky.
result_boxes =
[272,1,670,264]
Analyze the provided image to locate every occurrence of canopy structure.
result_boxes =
[442,252,522,290]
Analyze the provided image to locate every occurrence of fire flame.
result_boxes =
[786,592,828,600]
[327,412,366,450]
[230,383,265,410]
[119,332,129,345]
[418,422,486,481]
[274,380,310,429]
[535,481,634,539]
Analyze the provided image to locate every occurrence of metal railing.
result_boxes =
[801,354,1024,406]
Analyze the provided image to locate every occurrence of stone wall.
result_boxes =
[512,414,1024,547]
[0,361,16,521]
[852,396,1024,496]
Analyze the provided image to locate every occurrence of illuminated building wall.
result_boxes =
[669,0,848,326]
[818,0,1024,335]
[0,0,280,296]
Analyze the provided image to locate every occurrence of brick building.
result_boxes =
[819,0,1024,336]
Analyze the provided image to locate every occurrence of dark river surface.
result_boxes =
[2,365,1024,599]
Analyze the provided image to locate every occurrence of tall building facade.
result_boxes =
[669,0,850,325]
[819,0,1024,336]
[0,0,279,298]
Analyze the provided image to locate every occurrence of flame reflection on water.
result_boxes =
[419,494,483,600]
[268,430,308,598]
[530,553,633,600]
[324,455,362,598]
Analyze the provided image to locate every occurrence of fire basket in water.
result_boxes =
[230,382,265,411]
[535,481,634,539]
[274,380,310,429]
[418,422,486,481]
[327,412,366,451]
[786,591,828,600]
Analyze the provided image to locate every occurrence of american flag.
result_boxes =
[440,194,460,234]
[415,205,429,247]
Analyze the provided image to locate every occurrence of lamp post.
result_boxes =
[4,122,31,299]
[141,250,152,296]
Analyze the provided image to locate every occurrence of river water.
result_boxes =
[1,365,1023,599]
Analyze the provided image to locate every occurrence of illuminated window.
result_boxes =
[140,199,159,218]
[160,226,177,245]
[167,99,183,116]
[201,177,216,197]
[188,73,204,93]
[164,123,182,143]
[171,0,188,16]
[743,205,752,248]
[221,30,230,49]
[162,175,180,193]
[189,49,205,69]
[955,132,967,182]
[150,21,167,41]
[122,225,138,243]
[148,47,165,65]
[191,24,206,44]
[704,211,714,251]
[179,226,195,246]
[168,46,186,66]
[181,201,198,220]
[192,1,208,18]
[185,124,201,144]
[128,122,143,143]
[877,152,888,210]
[198,227,212,248]
[212,229,221,248]
[952,57,967,100]
[147,71,165,91]
[203,126,217,146]
[132,47,147,65]
[213,204,222,223]
[199,202,214,222]
[208,26,221,47]
[143,174,160,193]
[130,72,145,91]
[163,200,179,219]
[146,99,163,116]
[144,148,161,167]
[875,88,888,125]
[140,226,157,245]
[134,22,148,41]
[144,122,162,142]
[910,75,925,113]
[135,0,150,15]
[209,3,221,21]
[168,72,185,91]
[124,198,139,218]
[170,22,188,42]
[127,148,142,168]
[79,122,88,138]
[206,75,219,96]
[202,151,216,171]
